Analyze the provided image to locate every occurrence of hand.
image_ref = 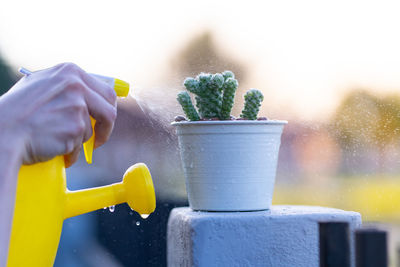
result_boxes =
[0,63,117,167]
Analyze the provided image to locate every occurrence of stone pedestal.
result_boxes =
[167,205,361,267]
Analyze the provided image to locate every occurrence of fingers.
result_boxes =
[52,63,117,106]
[58,63,117,149]
[80,73,117,107]
[93,119,114,149]
[83,87,117,149]
[82,106,93,143]
[60,91,93,167]
[63,107,89,168]
[51,63,118,166]
[15,63,119,167]
[64,146,81,168]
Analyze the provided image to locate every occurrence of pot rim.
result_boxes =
[171,119,288,126]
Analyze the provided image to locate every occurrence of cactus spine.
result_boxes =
[240,89,264,120]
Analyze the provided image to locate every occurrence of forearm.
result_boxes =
[0,138,22,266]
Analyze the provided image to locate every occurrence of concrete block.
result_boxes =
[167,205,361,267]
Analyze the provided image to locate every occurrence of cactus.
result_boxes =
[177,91,200,121]
[240,89,264,120]
[220,77,238,120]
[183,77,200,95]
[196,73,222,118]
[177,71,264,121]
[222,70,234,81]
[183,73,223,119]
[210,73,225,90]
[195,95,215,118]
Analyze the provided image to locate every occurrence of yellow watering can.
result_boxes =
[7,74,156,266]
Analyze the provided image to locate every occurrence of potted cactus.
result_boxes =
[172,71,287,211]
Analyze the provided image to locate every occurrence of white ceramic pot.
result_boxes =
[172,120,287,211]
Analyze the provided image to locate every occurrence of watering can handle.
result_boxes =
[82,77,129,164]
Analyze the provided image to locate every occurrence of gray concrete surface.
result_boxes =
[167,205,362,267]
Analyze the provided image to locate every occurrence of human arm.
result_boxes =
[0,134,23,266]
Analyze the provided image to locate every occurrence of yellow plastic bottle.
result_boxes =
[7,74,156,267]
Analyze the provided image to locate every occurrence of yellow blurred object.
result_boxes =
[82,75,130,164]
[8,157,156,266]
[273,176,400,222]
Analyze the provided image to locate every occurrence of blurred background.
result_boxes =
[2,0,400,266]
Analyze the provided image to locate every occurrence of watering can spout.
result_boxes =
[64,163,156,219]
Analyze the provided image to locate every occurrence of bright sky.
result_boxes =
[1,0,400,120]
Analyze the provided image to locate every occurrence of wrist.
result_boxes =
[0,135,24,167]
[0,96,27,167]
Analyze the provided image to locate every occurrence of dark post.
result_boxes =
[319,222,350,267]
[355,228,387,267]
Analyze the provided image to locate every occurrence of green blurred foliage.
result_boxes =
[0,54,18,95]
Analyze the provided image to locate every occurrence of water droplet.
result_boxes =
[136,221,141,226]
[103,207,107,209]
[129,211,134,216]
[140,214,149,219]
[108,205,115,212]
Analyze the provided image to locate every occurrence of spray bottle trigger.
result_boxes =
[83,117,96,164]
